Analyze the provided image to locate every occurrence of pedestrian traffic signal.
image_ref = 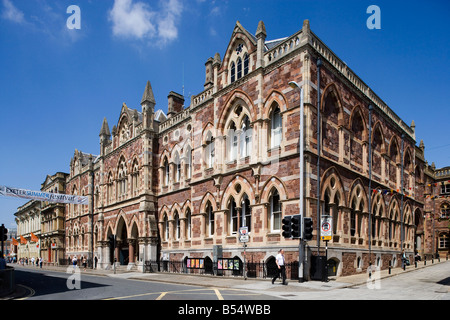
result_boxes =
[281,216,292,239]
[303,217,313,241]
[291,215,301,239]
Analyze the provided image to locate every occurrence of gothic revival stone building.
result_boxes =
[65,82,166,270]
[63,20,448,277]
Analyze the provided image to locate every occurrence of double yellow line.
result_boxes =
[104,287,226,300]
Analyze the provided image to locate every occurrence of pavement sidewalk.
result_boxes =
[3,259,448,299]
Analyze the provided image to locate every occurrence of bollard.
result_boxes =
[388,261,391,274]
[424,255,426,266]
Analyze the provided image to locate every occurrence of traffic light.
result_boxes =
[291,215,301,239]
[303,217,313,240]
[0,224,7,241]
[281,216,292,239]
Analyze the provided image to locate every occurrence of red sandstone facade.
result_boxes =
[63,20,449,277]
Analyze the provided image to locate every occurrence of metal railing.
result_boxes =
[143,260,300,280]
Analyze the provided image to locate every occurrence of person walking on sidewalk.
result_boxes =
[272,249,287,285]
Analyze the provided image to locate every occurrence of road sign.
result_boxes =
[239,235,249,243]
[239,227,249,243]
[321,216,332,241]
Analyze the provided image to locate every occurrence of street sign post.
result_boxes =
[321,216,332,241]
[239,227,249,280]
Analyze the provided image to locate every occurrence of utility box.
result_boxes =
[310,255,327,281]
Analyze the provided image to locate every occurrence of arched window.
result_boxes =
[237,57,242,80]
[163,214,169,241]
[240,116,252,158]
[228,122,238,161]
[243,53,249,76]
[270,105,282,148]
[206,202,214,236]
[229,197,238,235]
[174,152,181,183]
[163,157,170,186]
[117,157,128,198]
[350,199,357,237]
[185,146,192,180]
[174,211,180,240]
[107,173,113,205]
[231,62,236,83]
[131,160,139,196]
[205,132,215,168]
[185,208,192,239]
[242,194,251,232]
[270,189,281,232]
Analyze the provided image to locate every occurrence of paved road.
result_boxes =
[8,261,450,301]
[264,261,450,300]
[12,266,282,300]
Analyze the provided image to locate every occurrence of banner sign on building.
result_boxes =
[0,185,89,205]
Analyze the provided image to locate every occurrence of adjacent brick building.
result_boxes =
[62,19,449,277]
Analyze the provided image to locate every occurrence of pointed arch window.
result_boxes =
[270,105,282,148]
[163,157,170,186]
[206,202,215,236]
[351,199,357,237]
[242,194,251,232]
[185,146,192,180]
[174,152,181,183]
[229,197,238,235]
[243,53,249,75]
[270,189,281,232]
[240,116,252,158]
[205,132,215,168]
[163,215,169,241]
[237,57,242,80]
[185,208,192,239]
[131,160,139,196]
[231,62,236,83]
[228,122,238,161]
[174,211,180,240]
[117,157,128,198]
[107,173,113,205]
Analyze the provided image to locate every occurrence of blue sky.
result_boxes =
[0,0,449,229]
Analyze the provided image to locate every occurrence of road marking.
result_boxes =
[156,292,167,300]
[16,284,35,300]
[104,292,161,300]
[214,288,224,300]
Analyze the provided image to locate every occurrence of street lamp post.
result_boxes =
[288,81,304,282]
[316,58,322,255]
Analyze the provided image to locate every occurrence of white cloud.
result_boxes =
[1,0,25,24]
[109,0,183,46]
